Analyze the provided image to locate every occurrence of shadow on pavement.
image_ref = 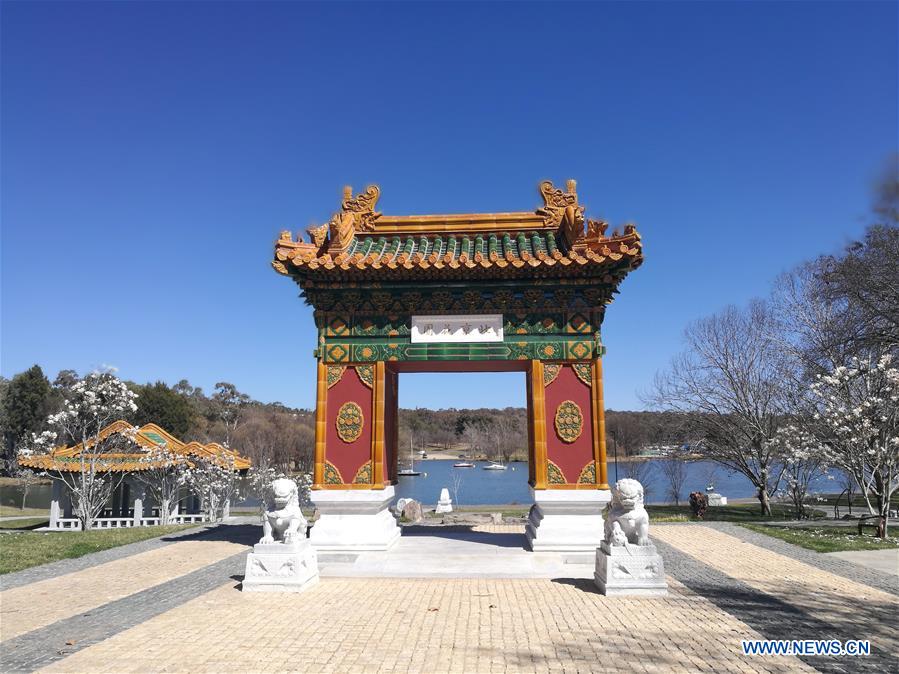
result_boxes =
[161,523,258,546]
[401,524,528,549]
[550,577,600,593]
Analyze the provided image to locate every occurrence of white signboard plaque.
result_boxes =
[410,314,504,344]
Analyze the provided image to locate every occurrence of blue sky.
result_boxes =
[2,1,896,411]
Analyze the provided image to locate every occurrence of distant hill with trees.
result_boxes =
[0,368,689,474]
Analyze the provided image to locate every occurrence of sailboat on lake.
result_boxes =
[397,438,422,476]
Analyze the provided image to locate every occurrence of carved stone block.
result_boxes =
[594,541,668,596]
[242,540,319,593]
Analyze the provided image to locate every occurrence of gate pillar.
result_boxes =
[525,357,611,552]
[308,360,400,551]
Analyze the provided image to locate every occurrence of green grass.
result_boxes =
[0,524,196,575]
[0,518,49,530]
[740,523,899,553]
[809,493,899,508]
[0,505,49,518]
[646,503,820,523]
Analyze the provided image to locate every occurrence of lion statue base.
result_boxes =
[594,478,667,596]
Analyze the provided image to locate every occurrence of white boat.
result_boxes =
[483,462,507,471]
[453,462,475,468]
[398,438,422,476]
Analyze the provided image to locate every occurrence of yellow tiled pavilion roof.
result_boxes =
[272,180,643,283]
[18,421,251,473]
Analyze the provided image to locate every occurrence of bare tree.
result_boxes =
[212,382,249,447]
[648,302,788,515]
[659,452,688,505]
[620,459,656,501]
[450,471,464,506]
[14,467,41,510]
[493,414,526,464]
[461,421,486,459]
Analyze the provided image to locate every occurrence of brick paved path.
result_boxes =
[0,522,895,673]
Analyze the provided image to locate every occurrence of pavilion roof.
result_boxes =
[18,421,251,473]
[272,180,642,283]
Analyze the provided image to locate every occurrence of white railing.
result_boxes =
[93,518,137,529]
[54,518,82,530]
[50,514,207,530]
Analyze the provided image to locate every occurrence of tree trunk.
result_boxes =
[160,498,170,526]
[20,484,28,510]
[758,487,772,516]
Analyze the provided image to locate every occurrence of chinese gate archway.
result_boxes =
[273,180,643,551]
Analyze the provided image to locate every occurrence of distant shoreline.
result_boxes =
[415,450,681,464]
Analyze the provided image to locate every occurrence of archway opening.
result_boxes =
[393,370,530,513]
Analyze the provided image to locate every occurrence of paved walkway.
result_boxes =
[826,549,899,576]
[0,522,896,673]
[319,524,594,579]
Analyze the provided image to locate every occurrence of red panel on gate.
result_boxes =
[325,367,373,483]
[543,364,594,483]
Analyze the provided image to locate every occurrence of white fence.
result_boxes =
[50,513,208,531]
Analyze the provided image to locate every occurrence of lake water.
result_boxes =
[1,460,840,511]
[394,459,841,506]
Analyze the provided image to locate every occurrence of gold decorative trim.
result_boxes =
[327,365,346,389]
[543,363,561,387]
[353,461,373,484]
[554,400,583,443]
[578,461,596,484]
[547,460,565,485]
[336,401,364,443]
[323,461,343,485]
[573,363,592,387]
[355,364,374,389]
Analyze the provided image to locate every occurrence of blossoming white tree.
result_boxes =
[182,449,240,522]
[21,371,139,531]
[802,355,898,537]
[134,443,188,525]
[768,425,829,519]
[246,461,283,514]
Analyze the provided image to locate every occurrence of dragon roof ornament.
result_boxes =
[273,180,643,282]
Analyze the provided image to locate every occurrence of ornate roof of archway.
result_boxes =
[18,421,251,473]
[273,180,642,284]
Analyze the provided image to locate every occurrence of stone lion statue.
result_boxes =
[260,477,306,544]
[604,478,650,546]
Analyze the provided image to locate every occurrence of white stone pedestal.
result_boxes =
[309,486,401,552]
[242,540,319,593]
[707,493,728,506]
[525,488,610,552]
[435,488,453,514]
[594,541,668,596]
